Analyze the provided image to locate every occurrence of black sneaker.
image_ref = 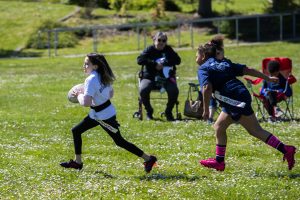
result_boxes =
[165,113,175,121]
[144,156,157,173]
[146,112,154,120]
[60,159,83,170]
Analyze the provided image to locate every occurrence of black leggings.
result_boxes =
[139,78,179,114]
[71,115,144,157]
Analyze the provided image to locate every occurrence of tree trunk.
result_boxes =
[198,0,212,18]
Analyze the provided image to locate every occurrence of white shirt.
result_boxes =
[84,71,116,120]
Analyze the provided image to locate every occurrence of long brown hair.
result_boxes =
[210,34,224,50]
[87,53,115,86]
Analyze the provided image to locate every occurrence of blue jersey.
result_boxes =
[260,73,292,97]
[197,58,253,120]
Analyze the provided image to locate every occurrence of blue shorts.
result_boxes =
[218,82,254,121]
[222,105,254,121]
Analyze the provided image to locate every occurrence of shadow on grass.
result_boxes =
[152,118,202,122]
[286,39,300,44]
[95,170,115,179]
[0,49,42,58]
[181,118,202,122]
[251,172,300,179]
[258,117,300,123]
[272,173,300,179]
[138,173,207,181]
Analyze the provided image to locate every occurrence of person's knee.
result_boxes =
[113,137,126,148]
[71,127,81,138]
[140,87,151,98]
[71,126,77,134]
[213,122,227,134]
[167,86,179,99]
[213,122,220,131]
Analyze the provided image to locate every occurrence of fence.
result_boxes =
[41,12,300,57]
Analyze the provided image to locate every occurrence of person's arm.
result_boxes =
[243,67,278,83]
[137,46,157,67]
[77,85,113,107]
[165,46,181,66]
[260,80,268,96]
[202,83,213,120]
[77,93,92,107]
[198,66,211,120]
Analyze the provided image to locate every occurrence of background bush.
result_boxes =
[26,20,78,49]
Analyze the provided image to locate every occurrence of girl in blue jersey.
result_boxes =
[196,44,296,171]
[60,53,157,173]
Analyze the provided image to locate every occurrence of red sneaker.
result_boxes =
[199,158,225,171]
[60,159,83,170]
[283,145,296,170]
[144,156,157,173]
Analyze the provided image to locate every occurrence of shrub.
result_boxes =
[165,0,181,12]
[26,20,78,49]
[216,15,297,42]
[129,0,156,10]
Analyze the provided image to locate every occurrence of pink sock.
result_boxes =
[265,134,286,154]
[216,145,226,162]
[266,135,282,148]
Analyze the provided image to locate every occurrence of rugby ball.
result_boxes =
[67,83,84,103]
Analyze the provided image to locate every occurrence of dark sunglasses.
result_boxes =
[157,39,167,43]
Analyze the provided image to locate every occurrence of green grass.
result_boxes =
[0,42,300,199]
[0,0,278,57]
[176,0,267,14]
[212,0,267,14]
[0,1,76,51]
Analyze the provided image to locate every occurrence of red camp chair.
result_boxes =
[245,57,297,121]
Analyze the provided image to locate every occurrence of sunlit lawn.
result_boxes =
[0,42,300,199]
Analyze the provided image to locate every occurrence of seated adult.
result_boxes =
[137,31,181,121]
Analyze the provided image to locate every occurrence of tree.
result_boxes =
[275,0,297,12]
[269,0,298,12]
[198,0,212,18]
[152,0,166,19]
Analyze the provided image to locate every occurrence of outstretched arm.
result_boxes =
[243,67,278,83]
[202,83,213,120]
[166,47,181,66]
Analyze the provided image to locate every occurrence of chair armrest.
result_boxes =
[188,82,199,87]
[244,77,263,85]
[288,74,297,85]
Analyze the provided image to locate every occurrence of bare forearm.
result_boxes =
[243,67,270,81]
[202,83,212,111]
[78,94,92,107]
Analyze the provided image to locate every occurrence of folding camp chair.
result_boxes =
[245,57,297,121]
[132,66,181,121]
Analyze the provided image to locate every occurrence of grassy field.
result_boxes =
[0,1,75,51]
[0,42,299,199]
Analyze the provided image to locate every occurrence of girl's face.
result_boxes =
[196,51,204,65]
[83,57,96,74]
[269,71,280,77]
